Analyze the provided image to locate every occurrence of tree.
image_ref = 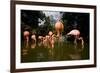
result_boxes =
[37,16,54,36]
[21,10,45,30]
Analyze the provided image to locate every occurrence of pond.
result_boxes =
[21,37,89,63]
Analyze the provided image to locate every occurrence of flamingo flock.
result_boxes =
[22,21,84,60]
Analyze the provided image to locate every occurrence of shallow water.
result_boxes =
[21,40,89,63]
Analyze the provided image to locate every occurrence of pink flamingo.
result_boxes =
[67,29,80,39]
[23,31,30,48]
[22,31,30,55]
[55,21,64,46]
[55,21,64,38]
[67,29,84,50]
[48,31,54,49]
[31,34,36,49]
